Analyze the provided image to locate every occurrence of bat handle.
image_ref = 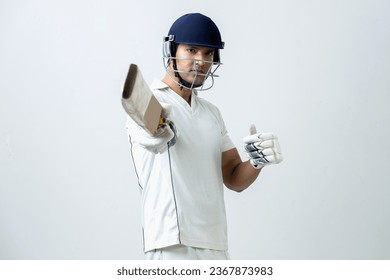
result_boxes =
[159,117,165,126]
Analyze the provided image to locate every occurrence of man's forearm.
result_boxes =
[227,160,261,192]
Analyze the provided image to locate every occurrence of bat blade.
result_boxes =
[121,64,162,135]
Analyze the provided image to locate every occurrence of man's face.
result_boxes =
[173,44,215,87]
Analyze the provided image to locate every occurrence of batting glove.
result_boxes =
[243,125,283,169]
[126,102,177,153]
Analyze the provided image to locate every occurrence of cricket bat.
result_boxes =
[121,64,163,136]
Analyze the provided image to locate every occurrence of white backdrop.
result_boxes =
[1,0,389,259]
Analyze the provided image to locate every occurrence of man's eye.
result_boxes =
[187,48,196,53]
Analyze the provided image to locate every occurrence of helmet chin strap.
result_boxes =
[172,60,203,90]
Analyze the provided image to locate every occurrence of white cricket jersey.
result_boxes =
[127,79,235,252]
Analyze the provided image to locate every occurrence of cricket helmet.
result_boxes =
[162,13,224,90]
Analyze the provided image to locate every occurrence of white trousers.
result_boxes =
[145,245,230,260]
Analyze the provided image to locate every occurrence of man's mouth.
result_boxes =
[191,69,205,74]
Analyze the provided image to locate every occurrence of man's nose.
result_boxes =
[195,58,204,67]
[195,53,208,64]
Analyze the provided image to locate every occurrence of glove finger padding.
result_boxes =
[243,130,283,169]
[243,132,275,144]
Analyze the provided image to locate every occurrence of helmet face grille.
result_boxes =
[162,56,222,91]
[168,13,224,50]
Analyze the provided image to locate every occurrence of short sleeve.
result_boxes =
[214,107,235,152]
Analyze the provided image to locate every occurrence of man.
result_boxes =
[125,13,282,260]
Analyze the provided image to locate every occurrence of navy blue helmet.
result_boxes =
[164,13,224,63]
[162,13,224,90]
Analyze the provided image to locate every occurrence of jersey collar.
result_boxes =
[151,79,169,90]
[151,79,198,96]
